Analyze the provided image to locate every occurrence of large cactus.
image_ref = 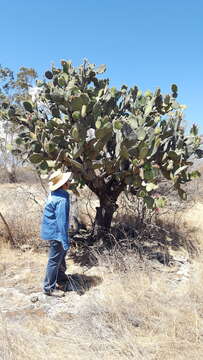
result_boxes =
[2,60,202,239]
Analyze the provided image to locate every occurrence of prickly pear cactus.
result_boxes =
[2,59,203,210]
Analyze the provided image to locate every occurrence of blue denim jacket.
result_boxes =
[40,189,70,250]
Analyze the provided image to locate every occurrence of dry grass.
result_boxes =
[1,165,203,359]
[0,183,45,248]
[1,217,203,360]
[0,166,40,184]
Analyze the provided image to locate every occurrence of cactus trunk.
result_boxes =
[92,199,118,243]
[90,178,126,243]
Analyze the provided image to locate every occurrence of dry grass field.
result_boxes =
[0,165,203,360]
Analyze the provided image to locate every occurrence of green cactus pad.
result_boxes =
[29,153,44,164]
[23,101,33,113]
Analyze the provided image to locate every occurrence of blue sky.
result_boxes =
[1,0,202,133]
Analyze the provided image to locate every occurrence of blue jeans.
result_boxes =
[44,240,68,292]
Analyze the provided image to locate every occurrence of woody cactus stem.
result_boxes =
[92,179,125,242]
[93,202,118,242]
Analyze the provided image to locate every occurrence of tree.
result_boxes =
[0,65,37,182]
[1,60,202,240]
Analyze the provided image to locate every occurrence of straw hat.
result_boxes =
[48,170,72,191]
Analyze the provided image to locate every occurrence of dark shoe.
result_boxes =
[56,282,68,292]
[43,289,65,298]
[56,277,73,292]
[58,279,76,292]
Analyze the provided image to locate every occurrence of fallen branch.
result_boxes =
[0,211,15,246]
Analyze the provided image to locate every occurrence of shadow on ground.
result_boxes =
[70,214,200,268]
[63,273,103,295]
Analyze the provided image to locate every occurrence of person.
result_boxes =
[41,170,73,296]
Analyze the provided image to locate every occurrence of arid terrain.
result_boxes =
[0,170,203,360]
